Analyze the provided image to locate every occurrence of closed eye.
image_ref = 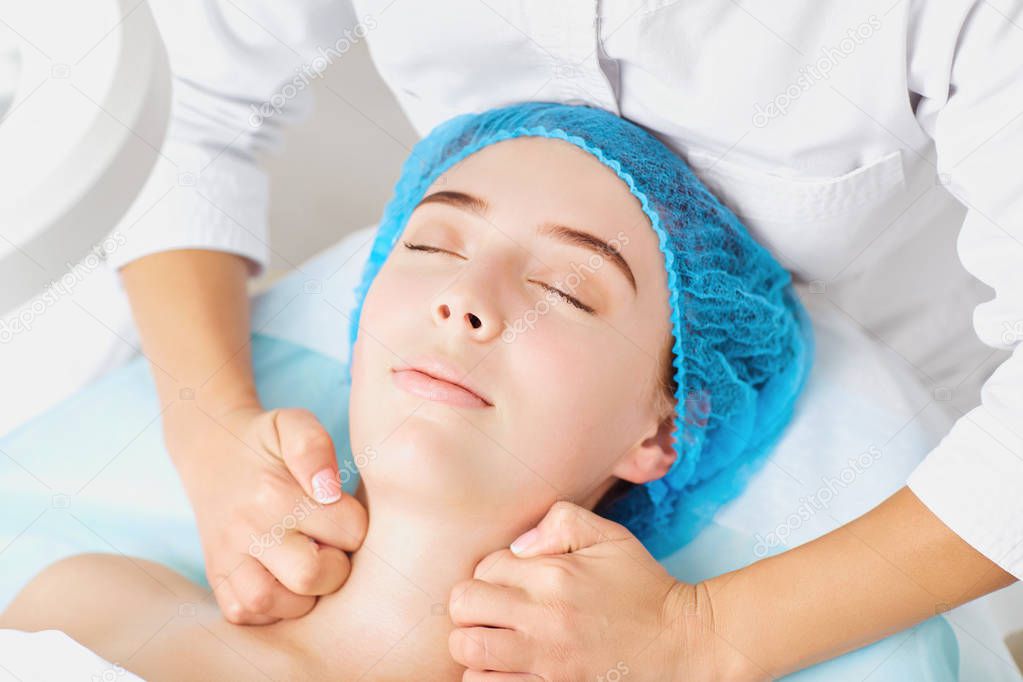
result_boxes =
[403,241,594,314]
[530,280,595,315]
[402,241,466,259]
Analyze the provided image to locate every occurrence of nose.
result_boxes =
[432,286,502,342]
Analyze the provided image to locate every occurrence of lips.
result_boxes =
[391,356,493,409]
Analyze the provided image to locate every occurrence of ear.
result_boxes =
[611,415,677,484]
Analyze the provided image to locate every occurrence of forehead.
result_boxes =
[435,136,616,188]
[426,136,652,240]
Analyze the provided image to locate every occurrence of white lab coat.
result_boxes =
[109,0,1023,579]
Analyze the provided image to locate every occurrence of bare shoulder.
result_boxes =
[0,553,206,653]
[0,555,306,680]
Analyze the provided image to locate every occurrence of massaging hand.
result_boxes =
[167,405,368,625]
[448,501,726,681]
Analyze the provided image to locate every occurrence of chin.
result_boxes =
[358,419,490,499]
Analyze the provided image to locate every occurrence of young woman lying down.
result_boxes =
[0,102,812,680]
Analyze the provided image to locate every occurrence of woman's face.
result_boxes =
[349,136,676,523]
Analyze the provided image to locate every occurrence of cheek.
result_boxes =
[359,263,415,344]
[502,323,653,485]
[354,259,449,378]
[348,267,423,450]
[348,333,385,459]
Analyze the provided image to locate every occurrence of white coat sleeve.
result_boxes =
[106,0,360,275]
[905,0,1023,579]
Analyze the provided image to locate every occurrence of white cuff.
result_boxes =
[105,139,270,276]
[908,401,1023,580]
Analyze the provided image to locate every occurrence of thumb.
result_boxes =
[509,500,630,558]
[270,408,343,504]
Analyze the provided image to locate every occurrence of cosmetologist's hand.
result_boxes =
[447,500,743,681]
[167,404,368,625]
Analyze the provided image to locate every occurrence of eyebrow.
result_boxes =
[415,190,637,293]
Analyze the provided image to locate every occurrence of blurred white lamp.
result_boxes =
[0,0,170,312]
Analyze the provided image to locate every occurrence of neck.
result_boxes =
[286,485,525,680]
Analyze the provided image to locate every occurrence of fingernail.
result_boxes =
[312,468,341,503]
[510,528,538,555]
